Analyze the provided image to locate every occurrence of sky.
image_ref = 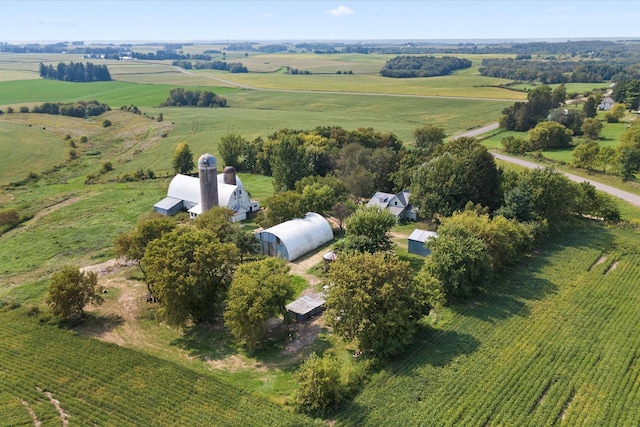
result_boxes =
[2,1,640,43]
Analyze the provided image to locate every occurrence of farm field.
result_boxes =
[3,46,640,426]
[335,224,640,426]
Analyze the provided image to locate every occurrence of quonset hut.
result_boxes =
[153,154,259,222]
[257,212,333,262]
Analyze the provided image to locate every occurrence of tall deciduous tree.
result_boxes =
[270,135,311,192]
[581,117,603,140]
[172,142,195,174]
[218,133,248,169]
[413,124,446,154]
[46,266,103,319]
[257,191,304,228]
[325,252,429,358]
[344,206,396,253]
[143,228,239,327]
[224,258,296,350]
[420,226,492,302]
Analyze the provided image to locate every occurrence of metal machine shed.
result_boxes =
[408,229,438,256]
[258,212,333,262]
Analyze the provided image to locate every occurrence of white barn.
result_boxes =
[154,172,260,222]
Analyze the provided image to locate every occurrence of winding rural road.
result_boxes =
[454,122,640,208]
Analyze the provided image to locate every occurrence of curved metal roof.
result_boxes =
[261,212,333,261]
[166,174,245,208]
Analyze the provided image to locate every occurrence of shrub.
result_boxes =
[19,106,29,113]
[102,119,112,127]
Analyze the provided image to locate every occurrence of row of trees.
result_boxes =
[31,100,110,118]
[500,85,569,131]
[479,57,640,83]
[159,88,227,108]
[380,55,471,78]
[39,62,111,82]
[173,60,248,73]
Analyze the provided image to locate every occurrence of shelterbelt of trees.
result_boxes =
[39,61,111,82]
[380,55,471,78]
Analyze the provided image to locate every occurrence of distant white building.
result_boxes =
[153,162,259,222]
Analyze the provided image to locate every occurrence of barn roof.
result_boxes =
[261,212,333,262]
[166,173,245,208]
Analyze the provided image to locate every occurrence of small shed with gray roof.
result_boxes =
[285,293,326,322]
[408,229,438,256]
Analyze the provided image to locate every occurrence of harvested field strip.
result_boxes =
[335,226,640,426]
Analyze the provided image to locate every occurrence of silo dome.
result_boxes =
[198,153,217,169]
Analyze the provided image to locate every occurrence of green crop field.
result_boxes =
[335,224,640,426]
[0,308,319,426]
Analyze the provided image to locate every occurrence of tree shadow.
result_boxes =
[71,313,124,337]
[170,322,240,363]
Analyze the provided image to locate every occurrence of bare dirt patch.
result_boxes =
[605,260,619,275]
[37,387,69,427]
[21,399,41,427]
[587,254,607,272]
[282,316,326,362]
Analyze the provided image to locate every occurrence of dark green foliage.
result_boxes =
[32,100,110,118]
[101,119,111,127]
[143,227,239,327]
[343,206,396,253]
[414,124,446,154]
[421,225,492,301]
[294,353,347,414]
[411,139,501,220]
[224,258,296,350]
[160,87,227,107]
[46,265,103,319]
[501,135,532,154]
[325,252,429,358]
[39,61,111,82]
[380,55,471,78]
[528,121,573,149]
[0,208,20,233]
[218,133,248,169]
[257,191,304,228]
[270,135,312,192]
[500,85,557,131]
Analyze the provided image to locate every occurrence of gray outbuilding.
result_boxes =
[257,212,333,262]
[408,229,438,256]
[285,293,326,322]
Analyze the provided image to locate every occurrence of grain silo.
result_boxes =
[223,166,237,185]
[198,153,218,212]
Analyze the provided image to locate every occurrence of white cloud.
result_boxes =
[328,5,354,17]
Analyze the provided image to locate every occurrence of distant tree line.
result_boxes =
[380,55,471,78]
[612,79,640,110]
[159,88,227,107]
[172,60,248,73]
[32,100,110,118]
[39,62,111,82]
[479,57,640,83]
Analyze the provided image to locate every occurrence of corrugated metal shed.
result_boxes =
[153,197,184,216]
[408,229,438,257]
[285,293,326,322]
[258,212,333,261]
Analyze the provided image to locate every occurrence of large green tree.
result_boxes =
[325,252,429,358]
[257,191,305,228]
[194,207,258,260]
[294,353,346,415]
[143,228,239,327]
[46,265,103,319]
[419,225,492,302]
[218,133,248,169]
[413,124,446,154]
[270,135,311,192]
[114,214,176,284]
[344,206,396,253]
[224,258,296,350]
[172,142,195,174]
[528,121,573,149]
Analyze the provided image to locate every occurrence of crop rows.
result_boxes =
[0,312,317,426]
[336,226,640,426]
